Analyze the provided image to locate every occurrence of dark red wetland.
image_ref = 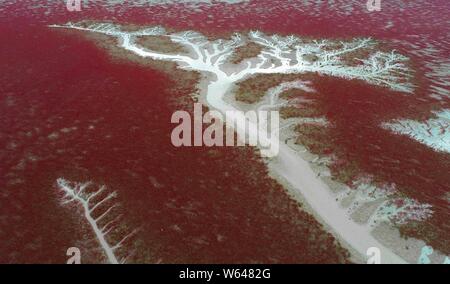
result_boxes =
[0,1,448,263]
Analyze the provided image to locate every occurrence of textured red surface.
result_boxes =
[0,1,448,262]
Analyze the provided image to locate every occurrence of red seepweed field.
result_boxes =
[0,1,448,263]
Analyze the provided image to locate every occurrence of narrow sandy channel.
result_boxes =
[51,22,409,263]
[203,76,408,264]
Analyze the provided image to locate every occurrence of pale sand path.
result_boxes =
[203,76,408,264]
[49,22,412,263]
